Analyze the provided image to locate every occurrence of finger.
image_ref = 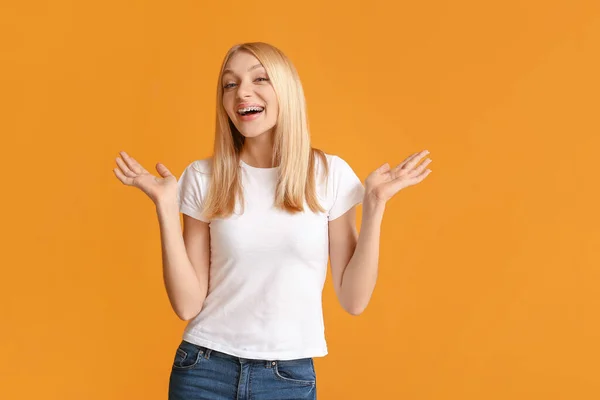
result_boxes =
[393,152,418,171]
[116,156,137,178]
[393,150,428,172]
[391,153,421,179]
[408,158,432,177]
[156,163,174,178]
[390,165,431,191]
[403,150,430,171]
[415,169,431,182]
[113,167,135,185]
[120,151,147,175]
[411,167,432,183]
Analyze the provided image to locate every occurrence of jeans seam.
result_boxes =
[273,362,316,386]
[173,346,202,370]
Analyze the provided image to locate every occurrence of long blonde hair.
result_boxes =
[202,42,329,220]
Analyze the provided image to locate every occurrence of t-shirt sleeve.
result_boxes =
[328,156,365,221]
[177,161,210,222]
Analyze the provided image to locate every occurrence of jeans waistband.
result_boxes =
[186,342,283,368]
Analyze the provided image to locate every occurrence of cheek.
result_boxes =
[268,100,279,119]
[264,91,278,114]
[222,97,234,117]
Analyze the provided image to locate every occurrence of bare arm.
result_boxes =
[113,151,210,321]
[328,199,384,316]
[156,201,210,321]
[328,150,432,316]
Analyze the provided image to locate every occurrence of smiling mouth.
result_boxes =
[237,106,265,116]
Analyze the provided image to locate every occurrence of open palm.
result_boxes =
[113,151,177,205]
[365,150,432,203]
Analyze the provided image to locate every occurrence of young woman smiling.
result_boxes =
[114,42,432,400]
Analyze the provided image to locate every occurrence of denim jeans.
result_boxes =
[168,340,317,400]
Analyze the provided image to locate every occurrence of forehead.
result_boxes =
[223,51,264,74]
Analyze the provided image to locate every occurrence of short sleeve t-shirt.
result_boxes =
[176,153,364,360]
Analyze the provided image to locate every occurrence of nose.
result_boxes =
[235,79,253,99]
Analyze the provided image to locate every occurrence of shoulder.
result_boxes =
[178,158,212,191]
[183,157,212,175]
[320,152,355,175]
[315,152,338,169]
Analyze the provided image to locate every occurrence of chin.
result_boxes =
[236,125,276,139]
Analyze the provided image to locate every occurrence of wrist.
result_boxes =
[155,198,179,214]
[363,193,386,217]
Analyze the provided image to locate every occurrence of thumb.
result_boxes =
[378,162,390,173]
[156,163,173,178]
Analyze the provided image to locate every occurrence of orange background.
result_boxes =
[2,1,599,399]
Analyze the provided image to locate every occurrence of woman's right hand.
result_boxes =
[113,151,178,207]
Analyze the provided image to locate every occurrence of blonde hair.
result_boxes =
[202,42,329,220]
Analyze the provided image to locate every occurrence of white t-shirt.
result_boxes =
[176,153,364,360]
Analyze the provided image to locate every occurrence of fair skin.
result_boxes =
[113,154,208,320]
[329,151,431,315]
[222,50,279,168]
[113,51,432,320]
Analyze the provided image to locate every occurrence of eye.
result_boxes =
[223,76,269,90]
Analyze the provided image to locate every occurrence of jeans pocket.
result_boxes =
[273,358,316,386]
[172,340,204,370]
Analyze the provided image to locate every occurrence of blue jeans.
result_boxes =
[168,340,317,400]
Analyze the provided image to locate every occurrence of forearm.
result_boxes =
[340,197,385,315]
[156,201,206,320]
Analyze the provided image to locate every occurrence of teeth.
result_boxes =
[238,106,264,114]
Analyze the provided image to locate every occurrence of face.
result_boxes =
[221,51,279,139]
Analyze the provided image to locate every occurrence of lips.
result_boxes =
[237,102,264,110]
[237,103,265,116]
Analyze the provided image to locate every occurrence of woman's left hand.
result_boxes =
[364,150,432,204]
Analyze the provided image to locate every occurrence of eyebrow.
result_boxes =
[222,63,265,76]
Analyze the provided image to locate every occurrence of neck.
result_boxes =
[240,130,276,168]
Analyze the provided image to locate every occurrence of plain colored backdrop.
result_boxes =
[1,1,599,399]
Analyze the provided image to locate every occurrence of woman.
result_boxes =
[113,42,432,400]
